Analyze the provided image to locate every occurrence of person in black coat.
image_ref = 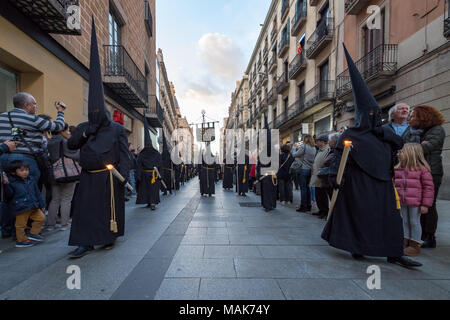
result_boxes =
[198,148,216,197]
[258,117,277,212]
[67,19,131,259]
[222,159,233,190]
[236,152,250,196]
[277,144,294,204]
[321,45,421,268]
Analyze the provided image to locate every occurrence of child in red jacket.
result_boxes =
[395,143,434,257]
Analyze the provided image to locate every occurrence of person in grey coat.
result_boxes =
[291,135,317,212]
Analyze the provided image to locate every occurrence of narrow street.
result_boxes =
[0,179,449,300]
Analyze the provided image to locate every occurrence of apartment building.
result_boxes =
[335,0,450,198]
[241,0,343,146]
[0,0,159,148]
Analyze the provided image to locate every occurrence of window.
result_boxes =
[0,67,18,113]
[363,8,385,54]
[109,11,122,46]
[144,1,153,37]
[314,116,331,135]
[297,82,305,102]
[319,60,329,96]
[283,97,289,114]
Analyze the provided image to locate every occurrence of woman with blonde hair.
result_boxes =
[291,134,317,212]
[394,143,434,257]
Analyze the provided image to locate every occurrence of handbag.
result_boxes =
[51,141,81,183]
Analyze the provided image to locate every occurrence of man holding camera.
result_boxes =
[0,92,65,238]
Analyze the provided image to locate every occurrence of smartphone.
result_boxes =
[55,101,67,110]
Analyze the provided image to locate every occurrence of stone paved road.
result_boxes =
[1,179,449,300]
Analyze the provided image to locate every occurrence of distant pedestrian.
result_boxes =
[394,143,434,257]
[4,160,45,248]
[310,134,331,219]
[277,144,294,205]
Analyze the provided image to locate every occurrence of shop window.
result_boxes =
[0,67,18,113]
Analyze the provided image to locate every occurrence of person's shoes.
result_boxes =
[312,211,321,216]
[307,206,312,211]
[59,225,69,231]
[403,238,410,249]
[352,253,364,260]
[387,256,422,268]
[421,234,436,249]
[102,243,115,250]
[16,240,35,248]
[69,246,94,259]
[28,234,44,242]
[124,197,130,202]
[296,207,308,213]
[281,201,286,205]
[150,204,156,211]
[318,214,328,220]
[404,241,421,257]
[242,193,247,197]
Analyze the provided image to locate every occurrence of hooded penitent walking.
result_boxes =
[161,132,173,195]
[198,150,216,196]
[258,116,277,211]
[321,44,421,268]
[236,152,250,196]
[67,19,130,258]
[222,159,233,190]
[136,118,161,210]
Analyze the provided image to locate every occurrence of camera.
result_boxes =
[55,101,66,110]
[11,127,26,141]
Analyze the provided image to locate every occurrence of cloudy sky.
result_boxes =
[156,0,271,152]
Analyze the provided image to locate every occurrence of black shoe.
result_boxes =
[69,246,94,259]
[312,211,321,216]
[124,197,130,202]
[421,234,436,249]
[296,207,308,213]
[150,204,156,211]
[318,214,328,220]
[352,253,364,260]
[102,243,115,250]
[242,193,247,197]
[387,256,422,268]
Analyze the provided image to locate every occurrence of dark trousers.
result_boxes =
[249,177,255,190]
[316,187,332,216]
[278,178,293,202]
[1,204,14,236]
[298,169,312,209]
[421,175,442,237]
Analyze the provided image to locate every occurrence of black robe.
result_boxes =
[222,163,234,189]
[236,155,250,194]
[136,147,161,206]
[68,121,130,246]
[257,162,277,210]
[321,127,404,257]
[198,160,216,196]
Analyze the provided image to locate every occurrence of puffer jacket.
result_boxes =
[404,125,445,177]
[310,145,331,188]
[394,167,435,208]
[4,175,46,216]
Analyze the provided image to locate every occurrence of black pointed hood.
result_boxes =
[138,119,161,169]
[264,114,271,158]
[161,130,171,167]
[343,44,382,131]
[88,18,110,128]
[143,117,152,148]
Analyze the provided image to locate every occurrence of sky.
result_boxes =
[156,0,272,153]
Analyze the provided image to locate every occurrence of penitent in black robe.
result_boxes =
[198,159,216,196]
[136,146,161,206]
[258,162,277,210]
[236,155,250,194]
[68,121,130,246]
[222,163,234,189]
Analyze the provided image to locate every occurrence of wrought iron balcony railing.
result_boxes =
[274,98,306,129]
[271,28,278,43]
[104,45,148,108]
[263,47,268,60]
[276,72,289,93]
[289,52,307,79]
[310,0,320,6]
[267,87,277,104]
[345,0,371,15]
[268,55,277,73]
[306,17,334,59]
[8,0,81,35]
[291,5,307,36]
[304,80,335,109]
[146,96,164,128]
[336,44,398,97]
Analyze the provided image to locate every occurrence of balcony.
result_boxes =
[310,0,321,6]
[278,36,290,58]
[271,28,278,43]
[345,0,371,15]
[281,0,290,21]
[304,80,335,109]
[104,45,148,108]
[276,72,290,94]
[306,17,334,59]
[336,44,398,98]
[8,0,81,35]
[267,87,277,104]
[263,47,269,60]
[258,59,262,71]
[291,6,307,36]
[146,97,164,128]
[289,52,307,79]
[257,80,262,94]
[445,0,450,38]
[268,55,277,74]
[274,98,306,129]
